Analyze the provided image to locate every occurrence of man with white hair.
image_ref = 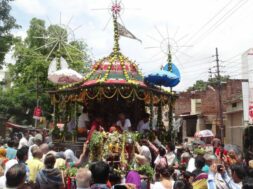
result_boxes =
[28,133,43,160]
[76,168,92,189]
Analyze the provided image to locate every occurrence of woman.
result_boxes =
[192,156,208,189]
[64,148,86,168]
[153,165,175,189]
[0,148,8,169]
[135,143,152,166]
[125,171,141,189]
[36,153,64,189]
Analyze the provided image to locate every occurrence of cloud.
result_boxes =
[14,0,46,16]
[10,0,253,91]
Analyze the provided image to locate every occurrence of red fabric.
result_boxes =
[215,148,228,159]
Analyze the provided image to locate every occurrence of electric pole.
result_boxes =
[215,47,224,144]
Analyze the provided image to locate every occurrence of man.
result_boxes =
[86,115,104,143]
[40,143,49,161]
[28,130,36,146]
[18,131,29,149]
[116,113,131,131]
[6,140,17,160]
[165,143,177,166]
[76,168,92,189]
[26,146,44,182]
[202,154,216,173]
[28,133,43,160]
[137,113,150,134]
[1,146,29,188]
[90,161,110,189]
[16,146,30,182]
[208,163,246,189]
[5,164,26,189]
[78,107,90,136]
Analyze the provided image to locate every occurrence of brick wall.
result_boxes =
[175,79,244,117]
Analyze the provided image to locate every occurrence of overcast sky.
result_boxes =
[8,0,253,91]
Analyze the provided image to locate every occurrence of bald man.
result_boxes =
[76,168,92,189]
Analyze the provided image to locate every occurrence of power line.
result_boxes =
[222,51,245,62]
[193,0,249,45]
[183,0,234,45]
[226,69,253,77]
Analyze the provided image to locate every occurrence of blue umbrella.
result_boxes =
[144,70,178,87]
[163,63,181,87]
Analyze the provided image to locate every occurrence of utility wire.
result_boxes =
[184,0,234,45]
[226,69,253,77]
[193,0,249,45]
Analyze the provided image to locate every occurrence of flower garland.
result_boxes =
[149,93,154,129]
[102,87,118,99]
[156,100,163,130]
[118,88,134,99]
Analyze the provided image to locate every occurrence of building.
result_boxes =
[241,48,253,123]
[175,79,247,147]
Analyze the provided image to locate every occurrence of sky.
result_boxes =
[7,0,253,91]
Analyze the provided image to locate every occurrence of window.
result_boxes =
[232,103,237,108]
[186,118,197,137]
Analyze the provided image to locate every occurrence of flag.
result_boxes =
[117,22,142,43]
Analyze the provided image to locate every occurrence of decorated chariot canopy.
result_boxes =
[49,2,176,106]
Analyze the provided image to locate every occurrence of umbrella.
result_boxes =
[192,140,205,145]
[48,69,83,84]
[47,57,83,84]
[144,70,178,87]
[224,144,242,154]
[194,130,214,138]
[163,63,181,87]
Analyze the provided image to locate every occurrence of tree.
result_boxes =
[187,75,230,91]
[25,18,47,49]
[187,80,208,91]
[0,0,20,68]
[5,17,92,125]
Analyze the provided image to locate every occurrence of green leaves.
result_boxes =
[188,75,230,91]
[2,17,92,125]
[0,0,20,67]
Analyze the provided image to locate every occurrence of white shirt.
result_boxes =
[116,119,131,131]
[18,137,28,149]
[28,144,38,160]
[28,136,34,146]
[137,120,150,133]
[4,159,18,176]
[186,157,196,172]
[78,113,89,128]
[152,181,174,189]
[165,152,176,166]
[0,176,6,189]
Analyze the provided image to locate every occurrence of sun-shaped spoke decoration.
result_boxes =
[145,26,192,68]
[33,14,83,61]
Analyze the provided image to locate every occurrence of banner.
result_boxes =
[33,107,42,120]
[117,22,142,43]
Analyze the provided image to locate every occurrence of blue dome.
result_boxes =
[163,63,181,87]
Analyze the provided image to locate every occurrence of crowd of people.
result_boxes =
[1,127,253,189]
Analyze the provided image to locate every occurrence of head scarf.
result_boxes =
[126,171,141,189]
[0,148,6,158]
[64,149,78,163]
[140,145,152,163]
